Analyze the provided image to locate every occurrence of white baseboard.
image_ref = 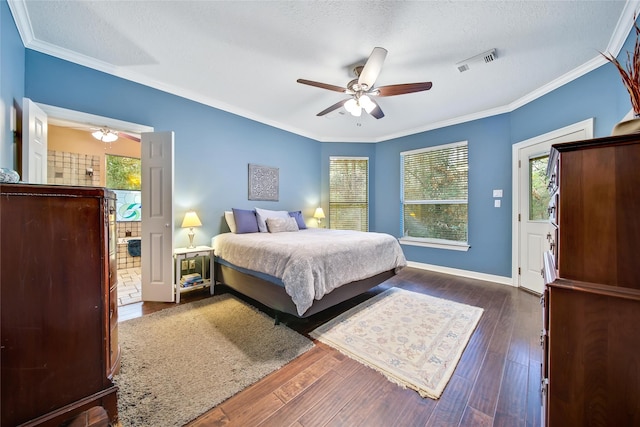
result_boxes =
[406,261,515,287]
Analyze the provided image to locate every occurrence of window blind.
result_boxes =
[329,157,369,231]
[401,142,468,243]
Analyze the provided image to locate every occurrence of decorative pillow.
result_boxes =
[224,211,237,233]
[267,217,299,233]
[288,211,307,229]
[255,208,290,232]
[232,208,259,234]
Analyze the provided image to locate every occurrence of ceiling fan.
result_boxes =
[297,47,432,119]
[90,126,140,142]
[90,127,141,143]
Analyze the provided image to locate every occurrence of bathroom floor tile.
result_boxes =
[117,267,141,306]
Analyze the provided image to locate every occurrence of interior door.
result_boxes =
[516,122,591,293]
[141,131,175,302]
[518,143,553,294]
[22,98,48,183]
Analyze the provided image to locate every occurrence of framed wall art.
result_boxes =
[248,164,279,201]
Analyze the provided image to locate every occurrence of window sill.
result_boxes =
[399,237,471,252]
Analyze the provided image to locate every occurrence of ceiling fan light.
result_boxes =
[344,98,357,113]
[92,128,118,143]
[351,106,362,117]
[360,95,375,113]
[103,132,118,143]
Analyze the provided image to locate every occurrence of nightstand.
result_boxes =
[173,246,214,303]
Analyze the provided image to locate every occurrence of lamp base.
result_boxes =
[187,229,196,249]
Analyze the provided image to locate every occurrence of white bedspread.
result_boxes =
[212,228,407,316]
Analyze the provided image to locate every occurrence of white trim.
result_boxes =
[510,118,594,288]
[400,238,470,252]
[606,0,640,57]
[7,0,34,46]
[407,261,513,287]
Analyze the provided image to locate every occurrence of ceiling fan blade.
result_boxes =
[375,82,432,97]
[118,132,141,142]
[297,79,347,93]
[368,98,385,119]
[317,99,349,116]
[358,47,388,90]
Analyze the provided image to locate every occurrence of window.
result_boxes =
[106,154,141,190]
[106,155,142,222]
[329,157,368,231]
[401,141,469,249]
[529,154,550,221]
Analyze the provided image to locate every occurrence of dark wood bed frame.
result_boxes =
[214,261,396,319]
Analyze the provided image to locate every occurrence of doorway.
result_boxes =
[33,103,153,305]
[511,119,593,294]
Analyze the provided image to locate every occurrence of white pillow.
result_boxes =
[267,217,299,233]
[255,208,289,232]
[224,211,237,233]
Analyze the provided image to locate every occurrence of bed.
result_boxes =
[211,209,407,318]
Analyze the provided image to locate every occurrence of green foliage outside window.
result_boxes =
[106,155,141,190]
[529,155,550,221]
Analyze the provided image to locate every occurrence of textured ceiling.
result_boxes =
[9,1,639,142]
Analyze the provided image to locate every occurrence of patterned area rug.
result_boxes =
[310,287,483,399]
[114,294,314,426]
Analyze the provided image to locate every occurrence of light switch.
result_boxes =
[493,189,503,198]
[494,199,501,208]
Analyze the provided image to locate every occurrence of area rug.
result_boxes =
[310,287,483,399]
[114,294,314,426]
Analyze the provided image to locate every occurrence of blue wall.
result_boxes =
[1,2,635,278]
[373,114,513,276]
[0,0,24,169]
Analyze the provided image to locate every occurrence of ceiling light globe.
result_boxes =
[103,132,118,143]
[360,95,376,113]
[344,98,357,113]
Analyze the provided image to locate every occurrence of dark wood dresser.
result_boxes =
[542,134,640,426]
[0,184,120,426]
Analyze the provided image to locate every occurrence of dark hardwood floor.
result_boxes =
[118,267,542,427]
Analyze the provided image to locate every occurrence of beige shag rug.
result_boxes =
[114,294,314,426]
[310,287,483,399]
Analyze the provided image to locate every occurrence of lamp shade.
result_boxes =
[181,211,202,228]
[313,207,325,219]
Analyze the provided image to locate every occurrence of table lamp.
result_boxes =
[313,207,325,227]
[181,210,202,248]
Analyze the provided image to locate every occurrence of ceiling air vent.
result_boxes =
[456,49,497,73]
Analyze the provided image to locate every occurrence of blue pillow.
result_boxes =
[232,208,259,233]
[288,211,307,229]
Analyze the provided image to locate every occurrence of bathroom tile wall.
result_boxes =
[117,221,142,269]
[47,150,100,186]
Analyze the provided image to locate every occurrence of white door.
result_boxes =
[22,98,48,183]
[141,131,175,302]
[514,120,592,293]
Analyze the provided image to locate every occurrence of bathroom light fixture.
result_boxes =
[313,207,325,227]
[181,210,202,248]
[92,128,119,143]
